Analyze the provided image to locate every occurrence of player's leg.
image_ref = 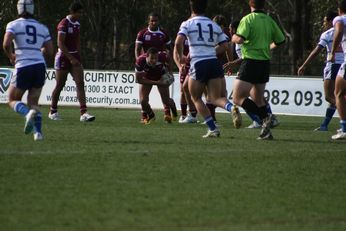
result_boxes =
[189,77,219,135]
[169,97,178,121]
[251,83,274,139]
[207,77,241,129]
[71,65,95,122]
[205,87,217,122]
[49,69,68,120]
[158,85,175,123]
[332,75,346,139]
[181,75,198,123]
[317,79,336,131]
[8,66,38,135]
[26,63,46,140]
[179,75,188,122]
[27,87,43,140]
[139,84,155,124]
[243,87,262,128]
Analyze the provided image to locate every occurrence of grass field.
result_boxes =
[0,104,345,231]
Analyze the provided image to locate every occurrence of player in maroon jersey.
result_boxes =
[135,12,177,122]
[135,48,176,124]
[48,2,95,122]
[135,12,171,58]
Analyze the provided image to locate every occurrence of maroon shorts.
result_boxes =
[54,52,81,70]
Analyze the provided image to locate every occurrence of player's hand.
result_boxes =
[327,53,335,63]
[297,66,305,76]
[223,62,233,75]
[70,57,81,66]
[180,55,188,65]
[9,54,16,65]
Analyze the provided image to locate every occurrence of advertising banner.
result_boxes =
[0,68,331,116]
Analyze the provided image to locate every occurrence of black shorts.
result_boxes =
[11,63,46,90]
[237,59,270,84]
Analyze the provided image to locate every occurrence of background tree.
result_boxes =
[0,0,342,75]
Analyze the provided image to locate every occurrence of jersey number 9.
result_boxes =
[26,25,37,44]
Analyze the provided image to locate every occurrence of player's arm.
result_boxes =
[135,71,167,86]
[2,32,16,65]
[41,40,54,62]
[297,45,323,75]
[173,34,187,67]
[330,21,344,63]
[135,42,143,59]
[57,32,80,66]
[215,41,229,56]
[232,34,244,44]
[225,41,233,62]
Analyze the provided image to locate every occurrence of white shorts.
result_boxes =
[336,62,346,80]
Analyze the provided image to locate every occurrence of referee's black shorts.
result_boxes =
[237,59,270,84]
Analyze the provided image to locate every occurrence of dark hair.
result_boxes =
[339,0,346,13]
[148,12,160,19]
[69,1,83,13]
[213,15,227,27]
[147,47,158,55]
[250,0,265,9]
[326,10,338,21]
[230,20,240,30]
[190,0,207,14]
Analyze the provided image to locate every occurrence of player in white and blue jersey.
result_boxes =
[174,0,241,138]
[298,11,342,132]
[2,0,53,141]
[329,0,346,140]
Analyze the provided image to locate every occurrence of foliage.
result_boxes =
[0,0,343,75]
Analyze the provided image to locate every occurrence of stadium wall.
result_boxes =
[0,68,332,117]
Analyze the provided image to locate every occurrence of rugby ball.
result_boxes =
[161,73,174,85]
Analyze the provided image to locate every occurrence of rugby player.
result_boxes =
[298,11,342,132]
[329,0,346,140]
[174,0,242,138]
[3,0,54,141]
[49,2,95,122]
[135,47,175,124]
[135,12,177,122]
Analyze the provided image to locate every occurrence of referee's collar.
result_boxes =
[253,10,266,14]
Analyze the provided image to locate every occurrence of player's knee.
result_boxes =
[232,95,242,105]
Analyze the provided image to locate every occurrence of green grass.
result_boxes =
[0,104,345,231]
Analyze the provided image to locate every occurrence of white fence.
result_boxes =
[0,68,330,116]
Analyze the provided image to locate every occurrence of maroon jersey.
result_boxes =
[57,16,80,53]
[136,27,171,53]
[135,52,168,81]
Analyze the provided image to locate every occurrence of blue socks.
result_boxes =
[224,102,233,112]
[14,101,42,134]
[34,112,42,133]
[14,101,29,117]
[204,116,217,131]
[247,111,262,124]
[321,106,336,128]
[341,120,346,133]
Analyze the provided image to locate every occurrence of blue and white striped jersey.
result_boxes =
[333,15,346,62]
[178,16,227,66]
[318,27,344,64]
[6,18,51,68]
